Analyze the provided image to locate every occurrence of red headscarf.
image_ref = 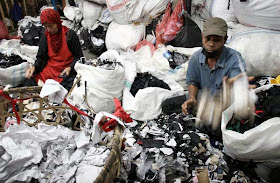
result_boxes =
[40,8,69,53]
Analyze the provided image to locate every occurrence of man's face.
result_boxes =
[202,34,225,53]
[43,23,58,34]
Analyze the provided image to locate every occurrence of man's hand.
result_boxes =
[25,66,35,79]
[60,67,71,77]
[181,97,196,114]
[224,73,257,89]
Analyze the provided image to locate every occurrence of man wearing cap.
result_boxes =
[162,17,246,115]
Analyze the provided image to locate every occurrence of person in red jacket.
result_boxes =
[25,8,83,90]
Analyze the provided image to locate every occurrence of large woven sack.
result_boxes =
[82,1,102,30]
[232,0,280,30]
[105,21,145,52]
[221,85,280,162]
[0,62,29,87]
[70,50,125,113]
[227,24,280,77]
[106,0,170,24]
[121,50,184,121]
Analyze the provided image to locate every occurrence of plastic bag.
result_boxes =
[167,13,202,48]
[162,0,185,43]
[135,40,156,54]
[155,3,171,47]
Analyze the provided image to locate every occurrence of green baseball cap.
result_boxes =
[202,17,228,37]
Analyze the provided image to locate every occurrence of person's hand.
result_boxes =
[224,73,257,89]
[25,66,35,79]
[60,67,71,77]
[181,97,197,115]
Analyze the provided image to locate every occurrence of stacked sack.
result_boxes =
[63,0,112,56]
[227,0,280,77]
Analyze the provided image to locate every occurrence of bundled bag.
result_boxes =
[232,0,280,30]
[222,99,280,162]
[106,0,170,24]
[82,1,102,30]
[63,5,76,21]
[70,50,125,113]
[105,21,145,52]
[0,62,29,87]
[227,24,280,77]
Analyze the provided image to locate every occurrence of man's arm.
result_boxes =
[182,84,198,114]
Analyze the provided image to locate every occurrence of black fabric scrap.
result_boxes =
[137,138,164,148]
[0,53,27,69]
[130,72,171,97]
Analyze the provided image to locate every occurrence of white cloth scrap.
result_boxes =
[40,79,68,103]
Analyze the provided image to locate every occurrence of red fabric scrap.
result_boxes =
[0,90,31,124]
[100,98,133,132]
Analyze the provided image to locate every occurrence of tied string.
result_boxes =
[99,98,133,132]
[63,98,93,118]
[0,89,93,125]
[0,90,31,124]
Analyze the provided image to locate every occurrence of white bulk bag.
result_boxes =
[0,62,29,87]
[106,0,170,24]
[232,0,280,30]
[140,0,170,24]
[121,51,184,121]
[82,1,102,30]
[63,5,76,21]
[106,0,137,24]
[227,24,280,77]
[70,50,125,113]
[105,21,145,52]
[221,89,280,162]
